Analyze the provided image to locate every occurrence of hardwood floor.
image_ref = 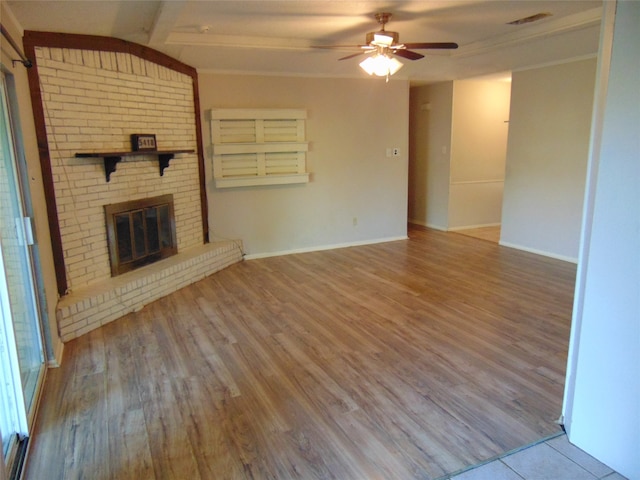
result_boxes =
[24,226,577,480]
[453,226,501,243]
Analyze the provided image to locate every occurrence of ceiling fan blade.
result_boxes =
[403,42,459,50]
[393,49,424,61]
[339,51,368,61]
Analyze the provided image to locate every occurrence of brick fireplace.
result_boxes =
[29,38,243,341]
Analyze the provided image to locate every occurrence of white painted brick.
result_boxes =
[40,45,218,339]
[65,249,90,264]
[58,118,89,128]
[116,52,132,74]
[49,48,64,62]
[61,105,92,117]
[81,51,96,68]
[49,142,77,152]
[48,93,76,105]
[105,52,118,70]
[48,60,75,73]
[59,317,88,337]
[116,85,138,96]
[61,48,77,64]
[55,68,81,81]
[41,84,61,96]
[80,71,101,82]
[84,90,107,101]
[46,76,78,89]
[130,55,144,75]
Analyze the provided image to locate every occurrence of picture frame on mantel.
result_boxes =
[131,134,157,151]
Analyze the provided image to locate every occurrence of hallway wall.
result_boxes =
[449,79,510,229]
[408,78,510,231]
[501,58,597,261]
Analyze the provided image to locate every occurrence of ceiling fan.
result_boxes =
[314,13,458,80]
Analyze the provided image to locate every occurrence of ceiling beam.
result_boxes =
[148,0,186,46]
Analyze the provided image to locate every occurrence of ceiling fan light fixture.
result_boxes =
[359,54,403,78]
[316,12,458,81]
[366,30,399,46]
[373,32,395,47]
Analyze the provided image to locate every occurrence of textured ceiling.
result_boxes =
[6,0,603,83]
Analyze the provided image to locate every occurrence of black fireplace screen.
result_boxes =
[105,194,177,276]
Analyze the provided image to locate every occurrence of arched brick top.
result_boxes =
[23,31,196,77]
[22,31,207,296]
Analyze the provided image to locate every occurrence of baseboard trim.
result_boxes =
[448,222,501,231]
[49,339,64,368]
[499,240,578,263]
[244,236,409,260]
[408,220,447,231]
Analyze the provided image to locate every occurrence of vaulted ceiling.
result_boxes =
[6,0,602,83]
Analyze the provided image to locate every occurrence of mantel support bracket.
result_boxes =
[104,156,122,182]
[75,149,193,182]
[158,153,175,177]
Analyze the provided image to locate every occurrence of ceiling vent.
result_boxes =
[507,12,552,25]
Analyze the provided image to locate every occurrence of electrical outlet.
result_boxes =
[386,147,401,157]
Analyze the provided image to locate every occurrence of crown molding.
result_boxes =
[453,7,602,59]
[166,32,313,50]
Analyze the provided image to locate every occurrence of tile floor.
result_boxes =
[444,434,628,480]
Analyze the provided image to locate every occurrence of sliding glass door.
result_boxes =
[0,70,46,473]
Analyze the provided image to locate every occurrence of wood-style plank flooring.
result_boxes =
[24,226,576,480]
[454,226,501,243]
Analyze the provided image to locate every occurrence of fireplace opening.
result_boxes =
[105,194,177,276]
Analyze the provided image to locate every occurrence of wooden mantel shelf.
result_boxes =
[75,149,194,182]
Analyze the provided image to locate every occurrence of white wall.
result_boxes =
[563,1,640,478]
[449,79,510,229]
[199,74,409,256]
[500,58,597,262]
[408,82,452,230]
[409,79,509,231]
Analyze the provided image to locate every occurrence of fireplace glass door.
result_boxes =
[106,195,176,276]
